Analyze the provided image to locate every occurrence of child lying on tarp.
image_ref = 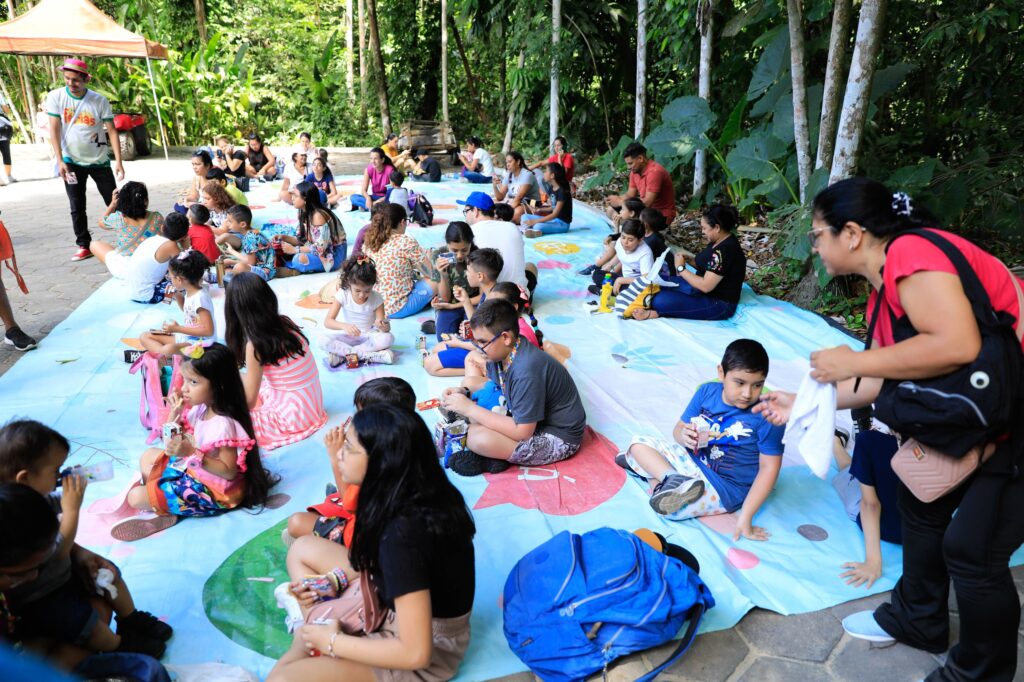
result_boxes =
[617,339,784,541]
[440,299,585,478]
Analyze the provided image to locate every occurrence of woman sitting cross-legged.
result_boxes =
[361,203,437,319]
[279,182,348,273]
[267,404,476,682]
[624,204,745,321]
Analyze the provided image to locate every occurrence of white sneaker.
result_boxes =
[274,581,304,633]
[841,610,896,644]
[363,349,395,365]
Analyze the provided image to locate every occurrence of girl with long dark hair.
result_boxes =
[225,272,327,450]
[493,150,541,224]
[120,344,280,538]
[269,404,476,682]
[280,181,347,273]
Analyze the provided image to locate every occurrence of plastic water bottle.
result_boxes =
[58,461,114,485]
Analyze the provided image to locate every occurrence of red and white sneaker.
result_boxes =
[70,247,93,262]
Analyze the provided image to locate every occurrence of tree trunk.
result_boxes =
[786,0,812,202]
[692,0,714,200]
[634,0,647,139]
[816,0,851,170]
[358,0,368,125]
[498,22,506,112]
[449,17,488,124]
[345,0,355,103]
[193,0,208,43]
[503,50,526,154]
[365,0,391,135]
[829,0,887,184]
[441,0,449,123]
[549,0,561,145]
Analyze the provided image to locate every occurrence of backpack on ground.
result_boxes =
[503,528,714,682]
[411,193,434,227]
[129,351,183,445]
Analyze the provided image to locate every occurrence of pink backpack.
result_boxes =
[129,352,184,444]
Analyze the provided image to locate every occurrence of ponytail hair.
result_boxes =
[703,204,740,233]
[489,281,544,347]
[813,177,935,239]
[339,256,377,289]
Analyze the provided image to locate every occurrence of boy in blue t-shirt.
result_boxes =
[619,339,784,540]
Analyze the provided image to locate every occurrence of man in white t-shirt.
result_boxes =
[458,191,538,292]
[458,136,494,184]
[47,58,124,262]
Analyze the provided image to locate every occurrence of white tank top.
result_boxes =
[128,236,171,302]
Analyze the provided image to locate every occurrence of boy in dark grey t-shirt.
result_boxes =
[441,299,586,477]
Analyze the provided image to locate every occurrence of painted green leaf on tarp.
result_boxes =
[203,519,292,659]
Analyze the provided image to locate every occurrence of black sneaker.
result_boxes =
[577,264,598,276]
[484,457,511,474]
[649,474,705,516]
[4,327,37,351]
[614,452,640,477]
[447,450,488,477]
[116,627,166,658]
[118,609,173,642]
[420,319,437,335]
[587,284,602,296]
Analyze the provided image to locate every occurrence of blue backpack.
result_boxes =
[503,528,714,682]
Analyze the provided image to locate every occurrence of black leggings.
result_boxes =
[874,441,1024,680]
[0,139,10,166]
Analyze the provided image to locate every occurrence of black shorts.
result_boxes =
[12,575,99,645]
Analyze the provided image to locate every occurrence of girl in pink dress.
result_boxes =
[118,343,280,540]
[224,272,328,450]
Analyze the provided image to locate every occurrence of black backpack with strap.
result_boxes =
[411,193,434,227]
[861,229,1024,457]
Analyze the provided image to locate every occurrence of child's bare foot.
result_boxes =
[524,229,542,238]
[632,309,659,321]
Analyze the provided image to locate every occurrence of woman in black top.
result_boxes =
[246,133,277,181]
[522,162,573,237]
[268,405,476,682]
[631,204,745,321]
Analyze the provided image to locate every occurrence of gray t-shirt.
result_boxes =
[506,168,541,203]
[486,339,586,444]
[10,493,72,604]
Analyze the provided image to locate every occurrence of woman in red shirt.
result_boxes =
[757,177,1024,681]
[529,136,575,194]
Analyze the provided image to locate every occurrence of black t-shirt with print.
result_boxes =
[374,516,475,618]
[694,234,746,304]
[551,186,573,224]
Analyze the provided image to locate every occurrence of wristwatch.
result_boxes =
[676,265,685,273]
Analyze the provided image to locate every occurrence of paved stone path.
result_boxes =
[2,144,1021,681]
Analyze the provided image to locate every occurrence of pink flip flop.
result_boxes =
[110,513,179,542]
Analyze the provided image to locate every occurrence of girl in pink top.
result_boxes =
[351,147,394,211]
[225,273,328,450]
[121,344,279,538]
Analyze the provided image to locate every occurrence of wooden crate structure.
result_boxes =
[398,120,458,161]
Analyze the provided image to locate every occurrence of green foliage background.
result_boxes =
[0,0,1021,244]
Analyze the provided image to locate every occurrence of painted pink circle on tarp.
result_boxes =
[556,289,587,299]
[727,547,760,570]
[265,218,297,225]
[249,205,267,210]
[537,259,571,269]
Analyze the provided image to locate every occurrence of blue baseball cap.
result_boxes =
[456,191,494,212]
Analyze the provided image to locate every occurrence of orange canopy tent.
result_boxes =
[0,0,170,157]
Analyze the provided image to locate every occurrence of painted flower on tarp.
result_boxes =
[609,341,678,373]
[532,241,580,256]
